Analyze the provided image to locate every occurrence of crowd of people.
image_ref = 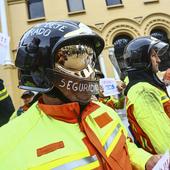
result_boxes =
[0,20,169,170]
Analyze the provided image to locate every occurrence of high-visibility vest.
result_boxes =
[0,101,132,170]
[126,85,170,154]
[98,95,125,110]
[98,96,116,109]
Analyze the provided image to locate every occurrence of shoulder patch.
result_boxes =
[94,112,112,128]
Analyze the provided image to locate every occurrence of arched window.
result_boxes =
[151,29,168,43]
[113,35,132,79]
[150,29,170,71]
[113,35,132,59]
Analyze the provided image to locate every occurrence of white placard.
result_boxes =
[99,78,119,97]
[0,32,10,64]
[166,85,170,96]
[153,151,170,170]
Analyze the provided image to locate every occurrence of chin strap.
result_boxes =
[45,87,71,103]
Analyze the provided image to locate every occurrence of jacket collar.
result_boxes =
[124,69,167,95]
[38,98,81,123]
[38,98,100,123]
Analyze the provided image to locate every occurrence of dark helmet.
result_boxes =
[15,20,104,92]
[123,36,169,71]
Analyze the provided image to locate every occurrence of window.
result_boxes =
[27,0,45,19]
[106,0,122,6]
[150,29,168,43]
[67,0,85,12]
[144,0,159,4]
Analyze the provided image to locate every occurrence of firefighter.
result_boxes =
[0,21,161,170]
[124,36,170,154]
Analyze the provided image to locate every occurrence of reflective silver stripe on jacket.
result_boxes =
[103,123,121,151]
[52,155,98,170]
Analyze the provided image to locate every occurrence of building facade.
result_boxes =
[1,0,170,108]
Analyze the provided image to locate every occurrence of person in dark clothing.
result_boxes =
[0,79,15,126]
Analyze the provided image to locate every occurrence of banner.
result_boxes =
[0,32,10,64]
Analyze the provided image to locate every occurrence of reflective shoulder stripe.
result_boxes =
[158,89,169,103]
[101,122,124,156]
[103,123,121,152]
[52,155,98,170]
[161,95,169,103]
[0,88,8,101]
[91,101,126,156]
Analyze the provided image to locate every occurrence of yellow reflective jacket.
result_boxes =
[0,101,151,170]
[126,82,170,154]
[98,94,125,110]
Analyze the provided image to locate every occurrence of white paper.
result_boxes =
[152,151,170,170]
[0,32,10,64]
[99,78,119,97]
[166,85,170,96]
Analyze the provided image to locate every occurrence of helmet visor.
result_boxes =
[148,37,169,56]
[54,44,95,79]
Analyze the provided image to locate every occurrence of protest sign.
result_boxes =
[99,78,119,97]
[166,85,170,96]
[153,151,170,170]
[0,32,10,64]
